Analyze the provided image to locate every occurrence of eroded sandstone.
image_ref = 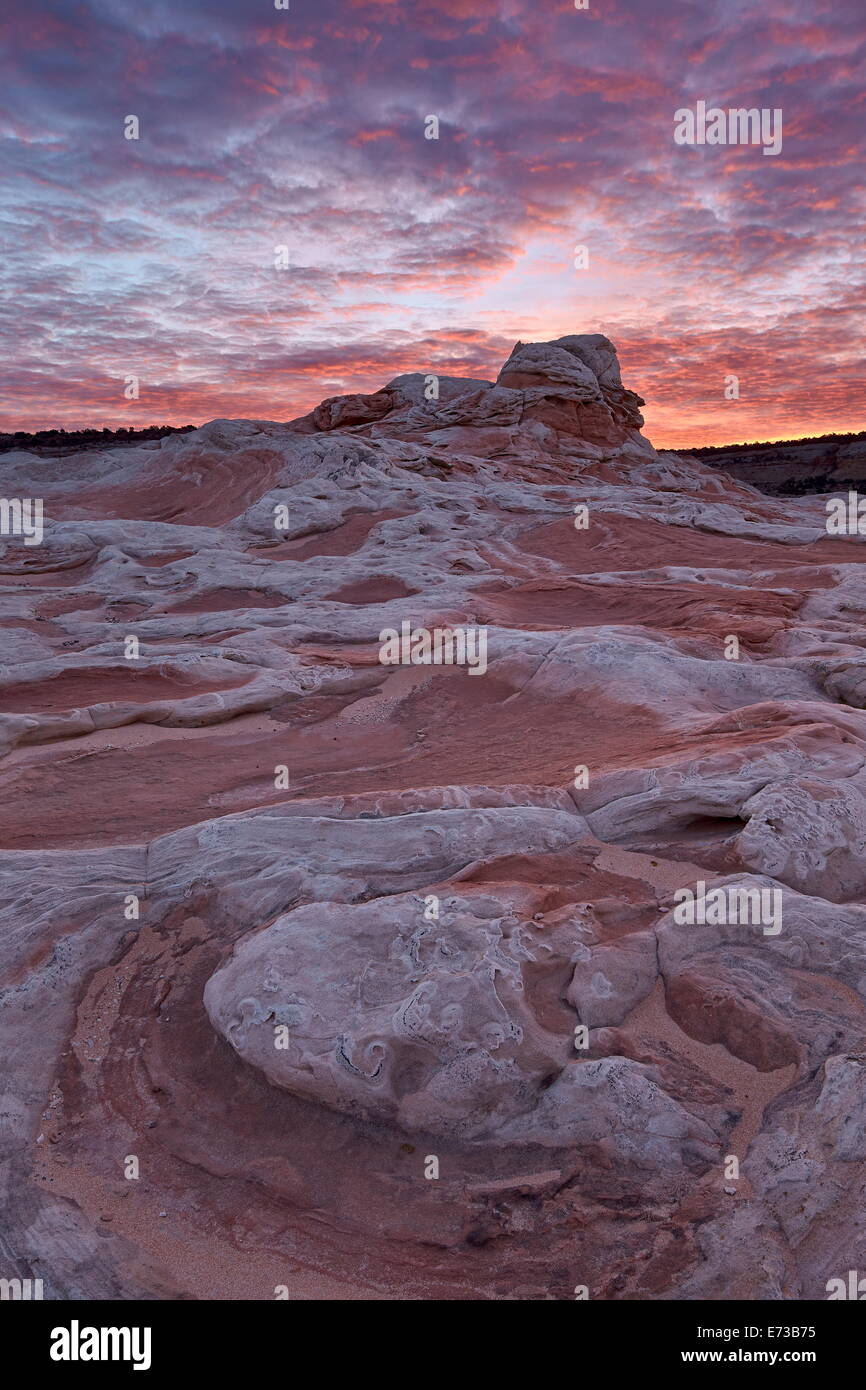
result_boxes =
[2,334,865,1300]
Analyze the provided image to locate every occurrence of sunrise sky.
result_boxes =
[1,0,862,447]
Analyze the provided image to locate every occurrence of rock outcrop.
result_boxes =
[2,334,865,1300]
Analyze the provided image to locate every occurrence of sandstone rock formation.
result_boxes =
[2,333,865,1300]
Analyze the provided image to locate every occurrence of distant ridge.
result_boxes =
[671,428,866,456]
[671,428,866,497]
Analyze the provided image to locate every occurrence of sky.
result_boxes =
[0,0,862,447]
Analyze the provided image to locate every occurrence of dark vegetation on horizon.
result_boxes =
[0,424,196,454]
[670,428,866,456]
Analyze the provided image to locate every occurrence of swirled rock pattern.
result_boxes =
[3,334,866,1300]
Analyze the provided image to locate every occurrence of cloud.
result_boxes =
[0,0,862,444]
